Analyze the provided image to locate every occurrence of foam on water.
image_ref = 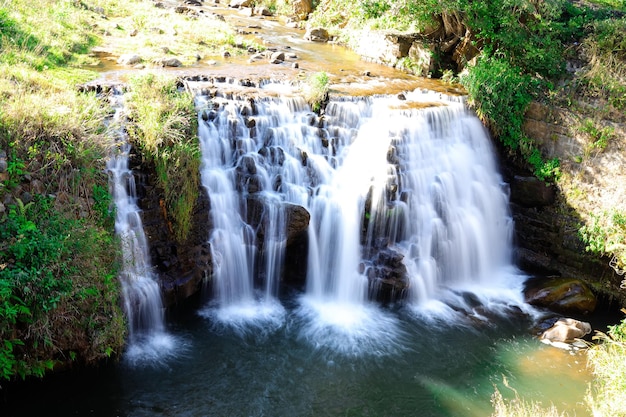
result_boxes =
[294,296,407,357]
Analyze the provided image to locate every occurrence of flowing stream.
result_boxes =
[0,85,592,417]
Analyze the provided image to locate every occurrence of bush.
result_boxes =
[586,319,626,417]
[303,71,330,113]
[0,196,124,380]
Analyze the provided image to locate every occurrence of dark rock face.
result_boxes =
[130,153,212,307]
[364,247,410,303]
[510,176,556,207]
[524,276,597,315]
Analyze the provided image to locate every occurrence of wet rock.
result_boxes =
[510,175,556,207]
[117,53,142,65]
[524,276,597,315]
[367,247,410,303]
[0,150,7,173]
[304,28,330,43]
[245,197,310,247]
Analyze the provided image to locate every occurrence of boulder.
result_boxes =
[304,27,329,43]
[117,53,142,65]
[155,57,183,67]
[524,276,597,314]
[229,0,252,8]
[255,6,273,16]
[292,0,312,21]
[540,317,591,343]
[270,51,285,62]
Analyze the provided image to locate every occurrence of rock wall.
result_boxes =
[501,101,626,302]
[130,154,212,307]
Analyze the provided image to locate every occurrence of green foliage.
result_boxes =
[580,18,626,112]
[578,210,626,268]
[303,71,330,113]
[581,118,614,151]
[359,0,391,19]
[0,195,124,380]
[526,148,561,182]
[92,183,115,229]
[461,56,536,150]
[126,73,200,242]
[586,324,626,417]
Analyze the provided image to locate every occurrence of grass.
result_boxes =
[302,71,330,112]
[125,73,200,242]
[586,319,626,417]
[82,0,262,65]
[491,385,568,417]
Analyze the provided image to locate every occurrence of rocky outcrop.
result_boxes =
[130,154,212,307]
[506,100,626,301]
[349,12,479,77]
[524,276,597,315]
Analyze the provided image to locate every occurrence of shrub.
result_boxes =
[303,71,330,113]
[0,196,124,380]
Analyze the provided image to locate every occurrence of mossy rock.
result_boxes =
[524,276,597,315]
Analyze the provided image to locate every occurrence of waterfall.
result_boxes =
[192,82,521,340]
[107,92,174,362]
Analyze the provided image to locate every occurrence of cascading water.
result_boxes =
[107,92,175,362]
[191,81,526,352]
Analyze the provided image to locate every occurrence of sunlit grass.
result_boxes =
[125,73,200,242]
[491,385,569,417]
[84,0,258,65]
[586,320,626,417]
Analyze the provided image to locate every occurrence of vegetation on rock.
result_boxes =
[0,0,126,380]
[125,73,200,243]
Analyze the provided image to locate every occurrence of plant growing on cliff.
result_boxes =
[303,71,330,113]
[578,210,626,272]
[125,73,200,243]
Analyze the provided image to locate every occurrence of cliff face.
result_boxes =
[130,153,212,307]
[505,101,626,302]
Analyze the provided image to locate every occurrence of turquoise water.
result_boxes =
[0,295,591,417]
